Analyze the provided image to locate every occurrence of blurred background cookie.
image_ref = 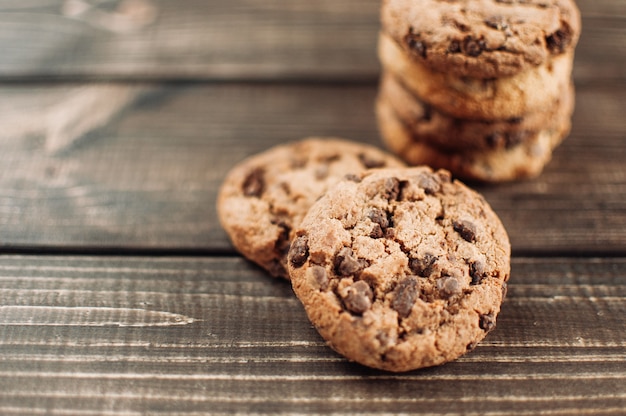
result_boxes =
[377,0,581,182]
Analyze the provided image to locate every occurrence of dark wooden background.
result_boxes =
[0,1,625,414]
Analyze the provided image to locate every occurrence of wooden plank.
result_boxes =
[0,0,622,82]
[1,82,625,254]
[0,255,624,415]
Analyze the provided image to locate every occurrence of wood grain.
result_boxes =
[0,255,624,415]
[0,1,623,415]
[0,0,622,82]
[1,82,625,254]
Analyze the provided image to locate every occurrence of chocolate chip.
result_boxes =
[272,220,291,256]
[319,154,340,164]
[405,34,427,58]
[334,247,365,277]
[470,260,486,285]
[342,280,373,314]
[453,220,477,243]
[486,132,505,149]
[416,172,441,195]
[506,131,531,149]
[242,167,265,197]
[310,265,329,290]
[409,253,438,277]
[358,153,386,169]
[546,26,572,54]
[383,177,400,200]
[289,235,309,268]
[278,181,291,196]
[380,178,409,201]
[451,20,470,32]
[368,208,389,230]
[370,224,384,239]
[422,103,433,121]
[479,313,496,332]
[486,130,528,149]
[484,16,508,31]
[392,276,418,318]
[438,275,462,297]
[462,36,486,57]
[448,40,461,53]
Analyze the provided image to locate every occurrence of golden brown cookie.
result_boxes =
[378,70,575,153]
[217,138,405,279]
[288,167,511,372]
[378,33,574,120]
[381,0,581,79]
[376,99,571,182]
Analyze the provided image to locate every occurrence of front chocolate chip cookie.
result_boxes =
[288,167,511,372]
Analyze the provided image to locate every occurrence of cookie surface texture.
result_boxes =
[381,0,581,78]
[217,138,405,279]
[288,167,511,372]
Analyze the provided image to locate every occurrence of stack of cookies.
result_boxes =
[218,138,511,372]
[376,0,581,182]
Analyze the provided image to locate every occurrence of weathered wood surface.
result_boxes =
[0,0,622,81]
[0,0,625,414]
[1,82,625,254]
[0,255,624,415]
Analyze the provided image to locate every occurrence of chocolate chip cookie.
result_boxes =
[378,33,574,120]
[381,0,581,79]
[376,98,571,182]
[217,138,405,279]
[288,167,511,371]
[378,70,574,153]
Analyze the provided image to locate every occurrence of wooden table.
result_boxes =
[1,1,625,414]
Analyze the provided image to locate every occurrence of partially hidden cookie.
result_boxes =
[288,167,511,372]
[217,138,406,279]
[378,33,574,120]
[381,0,581,79]
[379,70,575,153]
[376,98,571,182]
